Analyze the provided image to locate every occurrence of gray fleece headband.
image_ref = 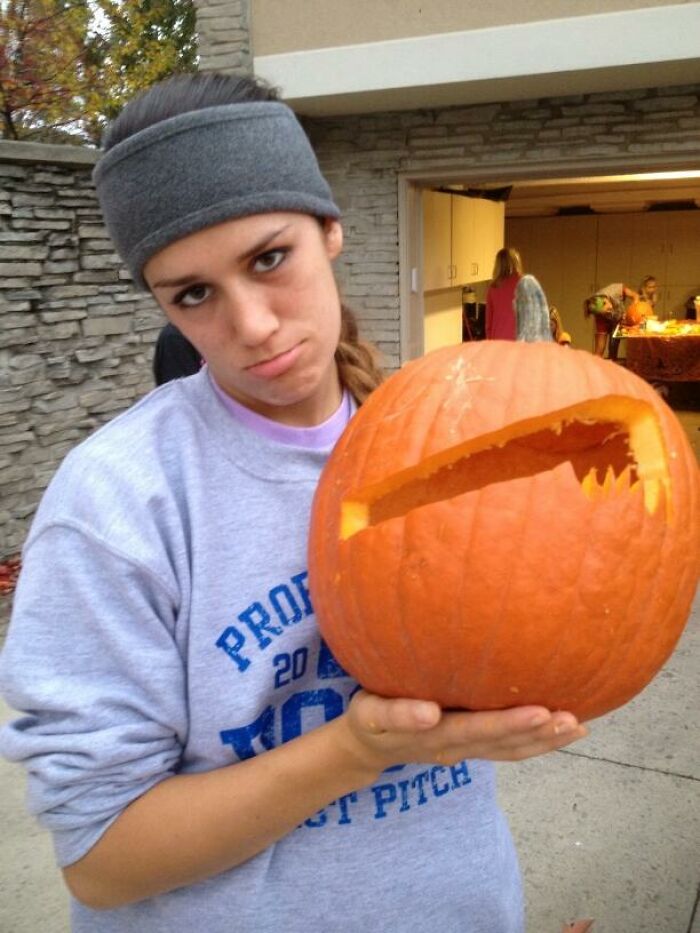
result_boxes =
[93,102,340,290]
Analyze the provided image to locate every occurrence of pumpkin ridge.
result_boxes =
[567,484,662,718]
[348,343,439,501]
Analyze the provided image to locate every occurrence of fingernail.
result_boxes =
[416,704,439,726]
[529,713,550,728]
[554,717,578,735]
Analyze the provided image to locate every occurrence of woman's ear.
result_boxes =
[324,219,343,259]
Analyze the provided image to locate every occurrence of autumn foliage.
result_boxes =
[0,0,197,145]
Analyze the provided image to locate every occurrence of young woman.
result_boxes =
[584,282,639,359]
[638,275,658,312]
[0,73,587,933]
[485,247,523,340]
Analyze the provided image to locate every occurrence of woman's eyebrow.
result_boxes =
[151,224,294,289]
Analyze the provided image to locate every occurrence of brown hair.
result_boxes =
[491,247,523,286]
[104,71,384,405]
[336,304,384,404]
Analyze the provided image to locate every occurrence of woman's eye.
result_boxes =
[252,249,287,274]
[173,284,210,308]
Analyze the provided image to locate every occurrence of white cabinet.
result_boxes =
[423,190,504,291]
[423,190,453,290]
[452,194,505,285]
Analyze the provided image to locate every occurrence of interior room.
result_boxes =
[421,170,700,355]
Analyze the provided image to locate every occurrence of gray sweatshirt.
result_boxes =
[0,368,523,932]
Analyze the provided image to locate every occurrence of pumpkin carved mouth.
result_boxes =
[341,395,671,539]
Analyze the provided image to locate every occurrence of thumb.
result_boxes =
[351,690,442,735]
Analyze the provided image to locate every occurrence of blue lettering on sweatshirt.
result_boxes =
[215,571,318,673]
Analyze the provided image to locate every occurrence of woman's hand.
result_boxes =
[340,690,588,776]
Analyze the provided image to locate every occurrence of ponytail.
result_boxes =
[335,304,384,405]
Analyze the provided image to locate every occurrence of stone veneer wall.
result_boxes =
[0,142,163,557]
[195,0,251,74]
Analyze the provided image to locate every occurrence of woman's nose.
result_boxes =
[219,285,279,346]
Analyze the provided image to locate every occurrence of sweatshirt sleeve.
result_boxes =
[0,523,187,868]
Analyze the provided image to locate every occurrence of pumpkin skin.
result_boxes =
[625,300,653,326]
[308,341,700,722]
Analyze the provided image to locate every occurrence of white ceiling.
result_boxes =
[449,173,700,217]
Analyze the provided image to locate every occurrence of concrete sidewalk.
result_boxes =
[0,595,698,933]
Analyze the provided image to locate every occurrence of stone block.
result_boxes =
[74,271,120,285]
[14,219,70,231]
[34,208,73,220]
[1,310,37,327]
[81,254,121,270]
[44,260,79,274]
[12,193,54,207]
[38,322,79,339]
[74,346,113,363]
[0,231,44,243]
[40,309,87,323]
[0,262,42,276]
[82,316,132,337]
[46,285,99,299]
[77,224,109,239]
[0,163,27,177]
[35,172,74,185]
[634,95,698,112]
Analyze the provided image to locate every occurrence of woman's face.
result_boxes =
[144,212,344,426]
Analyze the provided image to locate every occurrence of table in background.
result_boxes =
[614,320,700,383]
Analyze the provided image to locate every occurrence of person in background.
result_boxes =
[638,275,658,313]
[485,247,523,340]
[683,291,700,320]
[0,71,587,933]
[548,306,572,345]
[153,322,202,385]
[584,282,639,360]
[514,274,552,343]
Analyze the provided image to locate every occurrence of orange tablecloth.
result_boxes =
[616,320,700,382]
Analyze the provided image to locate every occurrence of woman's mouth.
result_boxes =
[246,343,304,380]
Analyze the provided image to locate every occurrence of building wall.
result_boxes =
[251,0,682,55]
[0,144,163,556]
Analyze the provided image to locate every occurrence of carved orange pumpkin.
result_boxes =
[308,342,699,721]
[625,300,653,326]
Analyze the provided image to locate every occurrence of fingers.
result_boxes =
[448,706,588,761]
[347,691,588,767]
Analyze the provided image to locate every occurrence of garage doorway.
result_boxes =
[399,158,700,361]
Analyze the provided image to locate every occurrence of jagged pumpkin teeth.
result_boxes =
[340,399,666,535]
[309,342,699,722]
[615,466,632,492]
